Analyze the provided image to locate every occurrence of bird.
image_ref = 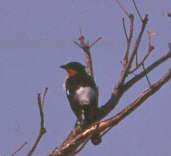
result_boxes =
[60,62,98,126]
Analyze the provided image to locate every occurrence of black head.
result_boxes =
[60,62,86,73]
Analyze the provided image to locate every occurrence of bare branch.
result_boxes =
[123,14,134,67]
[49,69,171,156]
[74,33,94,78]
[135,52,138,66]
[119,15,148,85]
[98,51,171,119]
[69,136,90,156]
[12,141,28,156]
[132,0,143,22]
[48,3,171,155]
[125,51,171,91]
[27,89,48,156]
[74,33,101,79]
[122,18,129,41]
[116,0,129,17]
[142,63,152,87]
[90,37,102,48]
[101,68,171,133]
[129,31,155,73]
[42,87,48,109]
[73,41,82,48]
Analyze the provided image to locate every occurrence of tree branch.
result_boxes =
[48,69,171,156]
[122,18,129,41]
[125,51,171,91]
[132,0,143,22]
[116,0,129,16]
[97,50,171,120]
[48,1,171,155]
[129,31,155,73]
[11,141,28,156]
[74,33,102,78]
[123,14,134,67]
[119,15,148,85]
[27,88,48,156]
[98,68,171,135]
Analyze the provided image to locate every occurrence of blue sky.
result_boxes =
[0,0,170,155]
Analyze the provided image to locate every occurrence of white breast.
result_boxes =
[75,87,96,105]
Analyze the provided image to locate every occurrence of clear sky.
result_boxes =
[0,0,170,156]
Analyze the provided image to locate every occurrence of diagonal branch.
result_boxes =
[122,18,129,41]
[12,141,28,156]
[97,50,171,120]
[132,0,143,22]
[119,15,148,85]
[116,0,129,16]
[98,68,171,135]
[142,63,152,87]
[48,69,171,156]
[125,51,171,91]
[129,31,155,73]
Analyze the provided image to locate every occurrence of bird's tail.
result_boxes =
[84,105,98,125]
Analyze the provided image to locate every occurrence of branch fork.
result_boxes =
[48,1,171,155]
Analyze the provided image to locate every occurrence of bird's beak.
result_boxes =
[60,65,67,69]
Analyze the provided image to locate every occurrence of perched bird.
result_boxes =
[60,62,98,125]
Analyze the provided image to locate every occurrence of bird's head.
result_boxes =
[60,62,86,78]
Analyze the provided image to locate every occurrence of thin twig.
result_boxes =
[99,51,171,120]
[74,41,82,48]
[122,18,128,41]
[129,31,155,73]
[129,46,153,73]
[42,87,48,109]
[132,0,143,22]
[132,0,145,67]
[37,93,45,129]
[90,37,102,48]
[125,51,171,91]
[135,52,138,66]
[27,129,46,156]
[116,0,129,16]
[12,141,28,156]
[27,89,48,156]
[74,32,95,78]
[100,68,171,136]
[142,63,152,87]
[120,15,148,85]
[123,14,134,67]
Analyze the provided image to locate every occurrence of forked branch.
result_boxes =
[27,88,48,156]
[129,31,155,73]
[74,32,102,78]
[48,1,171,155]
[49,69,171,156]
